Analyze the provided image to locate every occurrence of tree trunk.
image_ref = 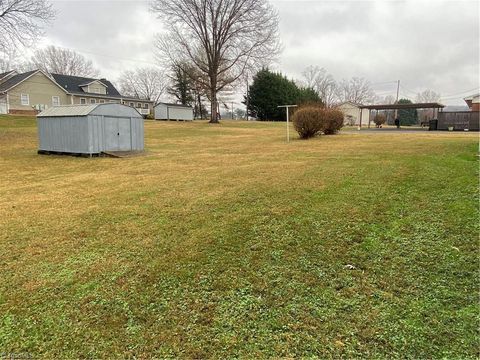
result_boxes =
[209,87,219,123]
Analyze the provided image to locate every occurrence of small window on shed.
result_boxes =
[90,99,96,104]
[52,96,60,106]
[80,98,86,104]
[21,94,29,106]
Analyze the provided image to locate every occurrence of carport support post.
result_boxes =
[359,108,363,130]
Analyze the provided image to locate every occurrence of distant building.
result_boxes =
[0,70,153,116]
[336,101,370,126]
[464,93,479,112]
[154,102,194,121]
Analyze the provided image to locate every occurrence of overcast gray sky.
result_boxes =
[40,0,479,105]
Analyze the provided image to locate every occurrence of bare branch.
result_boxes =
[118,66,167,103]
[0,0,55,50]
[151,0,280,123]
[27,45,99,77]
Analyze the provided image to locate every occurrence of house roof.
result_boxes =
[51,73,122,97]
[0,70,38,93]
[0,70,153,102]
[0,70,16,82]
[464,93,480,101]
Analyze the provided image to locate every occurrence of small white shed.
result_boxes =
[37,103,144,155]
[337,101,370,126]
[154,102,194,121]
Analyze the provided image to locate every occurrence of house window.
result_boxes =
[21,94,29,106]
[129,102,134,107]
[137,103,141,108]
[144,103,149,109]
[99,99,105,104]
[90,99,96,104]
[52,96,60,106]
[109,100,116,103]
[80,98,86,104]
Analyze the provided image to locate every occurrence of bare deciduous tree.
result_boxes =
[416,89,441,120]
[28,45,99,77]
[0,0,54,50]
[151,0,281,123]
[336,77,375,105]
[302,65,337,107]
[415,89,441,103]
[119,67,167,103]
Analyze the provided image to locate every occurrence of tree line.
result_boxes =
[1,0,442,123]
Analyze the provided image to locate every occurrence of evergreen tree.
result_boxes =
[168,64,195,106]
[244,68,322,121]
[397,98,418,125]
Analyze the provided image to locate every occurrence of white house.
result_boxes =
[154,102,194,121]
[336,101,370,126]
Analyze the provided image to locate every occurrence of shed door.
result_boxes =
[117,118,132,150]
[104,117,132,151]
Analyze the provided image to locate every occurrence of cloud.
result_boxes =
[35,0,479,105]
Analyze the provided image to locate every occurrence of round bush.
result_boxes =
[373,113,386,127]
[292,107,323,139]
[322,109,344,135]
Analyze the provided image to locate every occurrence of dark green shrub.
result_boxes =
[292,106,323,139]
[322,109,344,135]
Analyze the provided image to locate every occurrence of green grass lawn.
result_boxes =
[0,115,478,358]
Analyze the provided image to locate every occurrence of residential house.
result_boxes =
[464,93,479,112]
[336,101,370,126]
[0,69,153,115]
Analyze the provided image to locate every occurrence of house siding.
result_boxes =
[7,72,70,114]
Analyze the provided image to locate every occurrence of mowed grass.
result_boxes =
[0,115,478,358]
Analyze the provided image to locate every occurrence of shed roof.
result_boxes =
[37,103,142,117]
[156,102,193,109]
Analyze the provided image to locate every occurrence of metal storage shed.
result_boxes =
[37,103,144,155]
[154,102,194,121]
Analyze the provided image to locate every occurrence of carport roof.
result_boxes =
[360,102,445,110]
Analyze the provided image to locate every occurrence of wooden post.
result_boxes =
[359,107,363,130]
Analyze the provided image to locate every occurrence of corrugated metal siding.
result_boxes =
[37,104,144,154]
[38,116,90,153]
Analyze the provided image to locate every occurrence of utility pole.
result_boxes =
[394,80,400,119]
[246,78,249,121]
